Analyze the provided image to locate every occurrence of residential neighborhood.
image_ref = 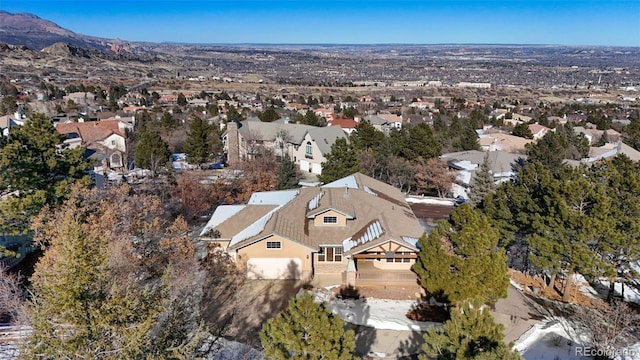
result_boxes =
[0,7,639,360]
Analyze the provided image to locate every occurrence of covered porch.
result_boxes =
[352,259,419,287]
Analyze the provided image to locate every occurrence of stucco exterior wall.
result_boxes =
[312,210,347,227]
[100,133,126,152]
[237,235,314,277]
[292,133,327,175]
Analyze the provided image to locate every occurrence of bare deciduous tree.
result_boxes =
[569,300,640,356]
[415,157,456,198]
[0,264,25,325]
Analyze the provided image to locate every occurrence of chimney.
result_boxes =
[227,121,240,167]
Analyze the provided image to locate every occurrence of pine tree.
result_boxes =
[350,119,384,151]
[160,111,179,130]
[422,301,522,360]
[406,123,442,160]
[260,292,357,360]
[277,154,300,190]
[318,138,362,184]
[512,122,533,139]
[21,189,205,359]
[468,153,496,207]
[184,116,218,166]
[259,107,281,122]
[413,204,509,304]
[0,113,91,233]
[134,129,170,174]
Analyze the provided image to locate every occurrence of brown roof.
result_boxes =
[210,205,277,240]
[225,173,424,254]
[55,120,125,145]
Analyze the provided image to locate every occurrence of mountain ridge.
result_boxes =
[0,10,117,51]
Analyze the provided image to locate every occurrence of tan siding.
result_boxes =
[313,210,347,227]
[237,235,313,273]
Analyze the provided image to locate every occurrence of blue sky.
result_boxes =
[2,0,639,46]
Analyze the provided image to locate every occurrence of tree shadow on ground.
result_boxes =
[200,251,305,351]
[335,285,376,357]
[397,330,427,359]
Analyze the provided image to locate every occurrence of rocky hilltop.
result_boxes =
[0,11,117,51]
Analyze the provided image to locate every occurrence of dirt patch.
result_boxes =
[509,269,600,307]
[406,302,450,323]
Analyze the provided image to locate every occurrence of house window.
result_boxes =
[386,251,413,263]
[305,141,313,159]
[318,246,342,262]
[266,241,281,249]
[111,140,115,146]
[323,216,338,224]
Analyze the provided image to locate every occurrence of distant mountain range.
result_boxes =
[0,11,120,51]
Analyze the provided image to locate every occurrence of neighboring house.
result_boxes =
[409,101,435,110]
[55,120,129,169]
[365,114,402,132]
[0,113,24,136]
[223,117,347,175]
[327,118,359,135]
[199,173,424,285]
[441,150,525,199]
[477,132,533,153]
[565,141,640,166]
[314,108,335,121]
[528,124,550,140]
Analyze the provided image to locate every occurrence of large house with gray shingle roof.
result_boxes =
[199,173,424,284]
[223,116,347,175]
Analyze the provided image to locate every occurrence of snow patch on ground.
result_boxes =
[573,274,600,299]
[323,296,439,331]
[594,280,640,305]
[514,318,640,360]
[405,197,454,206]
[515,318,590,360]
[510,278,524,291]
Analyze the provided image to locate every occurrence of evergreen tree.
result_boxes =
[183,116,219,166]
[134,129,170,174]
[413,204,509,304]
[406,123,442,160]
[596,130,609,146]
[160,111,179,130]
[277,154,300,190]
[350,119,384,151]
[177,92,187,106]
[512,123,533,139]
[260,292,357,360]
[318,138,362,184]
[454,121,480,151]
[468,153,496,207]
[0,113,91,233]
[21,189,204,358]
[259,107,281,122]
[422,301,522,360]
[301,110,322,127]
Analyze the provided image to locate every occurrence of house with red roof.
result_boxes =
[327,118,359,135]
[55,120,129,169]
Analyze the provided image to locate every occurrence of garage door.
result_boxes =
[311,163,322,174]
[247,258,302,279]
[299,160,310,172]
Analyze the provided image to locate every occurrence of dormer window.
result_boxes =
[305,141,313,159]
[323,216,337,224]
